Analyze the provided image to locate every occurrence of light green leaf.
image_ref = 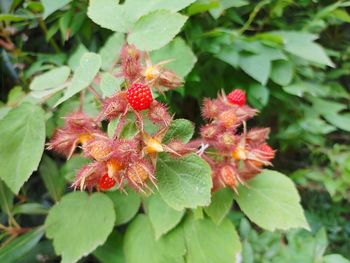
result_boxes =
[150,38,197,78]
[100,73,123,98]
[324,113,350,132]
[184,216,241,263]
[55,52,101,107]
[128,10,188,51]
[68,44,89,71]
[186,0,220,16]
[323,254,350,263]
[124,215,186,263]
[0,14,33,22]
[235,170,309,231]
[99,33,125,71]
[42,0,72,19]
[163,119,194,144]
[248,84,269,109]
[93,231,125,263]
[106,189,141,225]
[271,60,293,86]
[45,192,115,263]
[0,102,45,193]
[87,0,131,33]
[0,227,45,263]
[146,193,185,239]
[204,188,234,225]
[60,155,90,182]
[12,203,48,215]
[157,153,212,211]
[239,54,271,85]
[0,180,14,216]
[39,155,65,202]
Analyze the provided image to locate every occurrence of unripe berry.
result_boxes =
[98,174,116,190]
[227,89,246,106]
[126,83,153,111]
[218,110,237,128]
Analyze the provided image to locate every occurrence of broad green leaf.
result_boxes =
[124,215,186,263]
[45,192,115,263]
[150,38,197,78]
[128,10,188,51]
[55,52,101,107]
[204,188,234,225]
[60,155,90,182]
[99,33,125,71]
[324,113,350,132]
[87,0,131,33]
[215,45,240,68]
[0,226,45,263]
[12,203,48,215]
[186,0,220,16]
[323,254,350,263]
[100,73,123,98]
[239,54,271,85]
[146,193,185,239]
[248,84,269,109]
[163,119,194,144]
[93,231,125,263]
[0,102,45,193]
[0,180,14,216]
[157,153,212,211]
[39,155,65,202]
[68,44,89,71]
[184,216,241,263]
[235,170,309,231]
[42,0,72,19]
[106,189,141,225]
[271,60,293,86]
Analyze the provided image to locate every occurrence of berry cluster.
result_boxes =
[198,89,275,192]
[47,44,189,192]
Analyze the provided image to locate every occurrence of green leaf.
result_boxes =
[248,84,269,109]
[235,170,309,231]
[87,0,131,33]
[239,54,271,85]
[100,73,123,98]
[184,216,241,263]
[157,153,212,211]
[0,14,33,22]
[99,33,125,71]
[0,180,14,216]
[146,193,185,239]
[124,215,186,263]
[0,102,45,193]
[39,155,66,202]
[45,192,115,263]
[42,0,72,19]
[12,203,48,215]
[204,188,234,225]
[128,10,188,51]
[68,44,89,71]
[0,226,45,263]
[55,52,101,107]
[106,189,141,225]
[271,60,293,86]
[93,231,125,263]
[60,155,90,182]
[163,119,194,144]
[323,254,350,263]
[323,113,350,132]
[150,38,197,78]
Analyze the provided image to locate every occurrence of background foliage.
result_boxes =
[0,0,350,262]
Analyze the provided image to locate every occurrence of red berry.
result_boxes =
[98,174,116,190]
[227,89,246,106]
[126,83,153,111]
[259,144,273,154]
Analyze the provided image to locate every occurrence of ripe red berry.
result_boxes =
[227,89,246,106]
[126,83,153,111]
[98,174,116,190]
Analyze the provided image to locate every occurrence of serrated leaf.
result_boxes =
[55,52,101,107]
[30,66,70,91]
[42,0,72,19]
[184,216,241,263]
[128,10,188,51]
[45,192,115,263]
[106,189,141,225]
[124,215,186,263]
[87,0,131,33]
[150,38,197,78]
[157,153,212,211]
[146,193,185,239]
[239,54,271,85]
[235,170,309,231]
[163,119,194,144]
[0,102,45,193]
[204,188,234,225]
[39,155,65,202]
[0,227,45,263]
[100,73,123,98]
[99,33,125,71]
